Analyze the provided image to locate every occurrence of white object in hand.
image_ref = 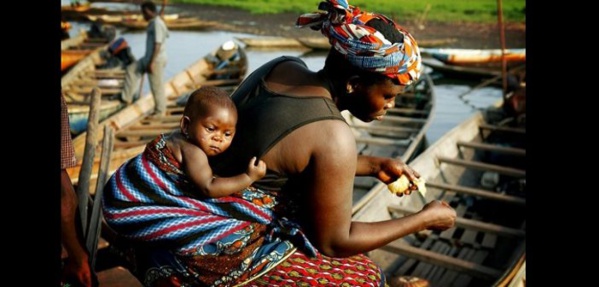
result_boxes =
[387,175,427,196]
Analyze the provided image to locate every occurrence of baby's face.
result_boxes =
[188,106,237,156]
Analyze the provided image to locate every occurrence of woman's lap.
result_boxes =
[247,250,386,286]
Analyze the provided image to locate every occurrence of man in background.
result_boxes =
[120,0,169,117]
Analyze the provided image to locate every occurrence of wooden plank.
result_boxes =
[453,250,490,287]
[168,106,185,113]
[438,247,474,286]
[393,238,434,276]
[114,140,152,149]
[429,245,459,284]
[481,233,497,249]
[68,87,122,95]
[70,79,124,88]
[89,70,126,75]
[377,114,428,124]
[381,241,502,280]
[355,137,411,146]
[437,156,526,178]
[457,141,525,156]
[388,107,430,115]
[117,129,174,137]
[459,227,479,246]
[139,115,181,123]
[389,205,525,238]
[96,266,143,287]
[411,241,444,278]
[127,123,179,130]
[412,241,451,279]
[350,124,420,134]
[426,182,525,205]
[439,204,467,241]
[478,123,525,134]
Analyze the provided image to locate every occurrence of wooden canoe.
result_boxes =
[235,37,305,49]
[119,16,217,31]
[61,29,112,72]
[420,48,526,65]
[66,40,248,188]
[61,39,130,136]
[86,13,180,23]
[352,106,526,286]
[350,72,435,214]
[422,57,502,80]
[238,36,460,51]
[296,37,461,51]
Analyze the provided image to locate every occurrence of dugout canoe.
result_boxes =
[66,40,248,188]
[62,36,134,136]
[118,16,217,31]
[86,13,180,23]
[235,37,305,49]
[296,37,460,51]
[419,48,526,65]
[349,72,436,214]
[61,28,114,72]
[352,104,526,286]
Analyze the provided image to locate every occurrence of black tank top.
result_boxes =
[211,56,346,190]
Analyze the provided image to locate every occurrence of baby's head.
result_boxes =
[181,86,238,156]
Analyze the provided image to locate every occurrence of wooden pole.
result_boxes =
[497,0,508,101]
[87,125,114,270]
[76,87,101,235]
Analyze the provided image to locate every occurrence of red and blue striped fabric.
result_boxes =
[102,135,318,258]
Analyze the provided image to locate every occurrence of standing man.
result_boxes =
[120,0,169,117]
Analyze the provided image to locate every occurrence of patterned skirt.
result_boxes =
[135,248,386,287]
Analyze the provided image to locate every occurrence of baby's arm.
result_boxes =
[182,143,266,197]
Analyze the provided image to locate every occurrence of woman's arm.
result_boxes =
[304,123,456,257]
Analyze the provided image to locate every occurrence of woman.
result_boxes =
[102,1,456,286]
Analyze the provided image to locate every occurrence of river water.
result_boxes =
[67,20,503,146]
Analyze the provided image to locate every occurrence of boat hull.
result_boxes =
[352,108,526,286]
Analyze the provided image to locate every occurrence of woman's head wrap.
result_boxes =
[296,0,422,86]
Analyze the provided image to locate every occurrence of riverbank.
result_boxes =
[172,3,526,49]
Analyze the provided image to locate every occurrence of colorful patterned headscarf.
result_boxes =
[296,0,422,86]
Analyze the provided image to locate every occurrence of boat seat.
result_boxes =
[478,123,525,135]
[436,156,525,178]
[425,182,525,205]
[456,141,525,156]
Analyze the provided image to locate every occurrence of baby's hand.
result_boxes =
[247,157,267,181]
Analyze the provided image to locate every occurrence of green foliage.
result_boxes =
[172,0,525,23]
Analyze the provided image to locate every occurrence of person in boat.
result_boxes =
[209,40,243,78]
[103,1,457,286]
[103,84,267,203]
[61,93,96,287]
[61,18,71,40]
[119,0,169,117]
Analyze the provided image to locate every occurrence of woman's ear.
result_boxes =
[346,75,360,94]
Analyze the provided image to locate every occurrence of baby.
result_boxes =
[164,86,266,198]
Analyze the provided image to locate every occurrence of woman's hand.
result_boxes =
[376,157,421,196]
[419,200,457,231]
